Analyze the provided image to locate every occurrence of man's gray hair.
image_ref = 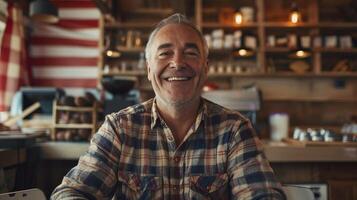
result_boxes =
[144,13,209,60]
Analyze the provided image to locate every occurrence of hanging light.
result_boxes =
[289,2,301,24]
[106,49,121,58]
[232,35,255,57]
[289,49,310,58]
[289,36,311,59]
[30,0,59,24]
[105,31,121,58]
[234,11,243,25]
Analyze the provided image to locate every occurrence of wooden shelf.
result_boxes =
[116,47,144,52]
[54,124,94,129]
[315,48,357,53]
[265,47,292,53]
[130,8,174,15]
[105,22,157,29]
[202,22,258,29]
[291,125,343,131]
[264,96,357,102]
[202,7,218,14]
[264,72,315,77]
[317,72,357,77]
[283,138,357,147]
[265,47,357,54]
[208,73,264,77]
[263,21,357,29]
[55,106,94,112]
[264,72,357,78]
[318,22,357,28]
[263,22,317,28]
[101,47,144,55]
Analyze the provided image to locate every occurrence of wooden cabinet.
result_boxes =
[97,0,357,91]
[328,180,357,200]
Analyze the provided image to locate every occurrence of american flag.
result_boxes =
[30,0,100,89]
[0,3,30,111]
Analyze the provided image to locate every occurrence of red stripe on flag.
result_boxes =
[0,18,13,72]
[57,19,99,29]
[52,0,96,8]
[33,78,97,88]
[30,57,98,66]
[31,37,98,47]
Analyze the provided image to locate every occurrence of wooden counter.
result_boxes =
[263,141,357,162]
[0,148,26,168]
[37,141,89,160]
[37,141,357,162]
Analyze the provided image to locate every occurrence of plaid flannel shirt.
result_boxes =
[51,98,285,200]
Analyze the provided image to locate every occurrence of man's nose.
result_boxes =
[169,53,185,68]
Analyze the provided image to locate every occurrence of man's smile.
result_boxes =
[165,76,192,81]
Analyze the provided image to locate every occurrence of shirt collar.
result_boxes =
[150,97,208,131]
[151,98,161,129]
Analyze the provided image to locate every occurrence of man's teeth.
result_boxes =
[167,77,189,81]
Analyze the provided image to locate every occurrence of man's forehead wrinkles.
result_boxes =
[157,43,172,50]
[156,42,200,51]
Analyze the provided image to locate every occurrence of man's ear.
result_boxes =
[204,60,209,74]
[146,61,151,81]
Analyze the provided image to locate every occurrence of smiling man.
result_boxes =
[51,14,285,200]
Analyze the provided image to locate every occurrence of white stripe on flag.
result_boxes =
[30,45,99,57]
[59,8,100,20]
[33,67,98,79]
[32,64,97,68]
[7,62,21,78]
[32,23,99,40]
[10,35,21,51]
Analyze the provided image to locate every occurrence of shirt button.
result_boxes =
[173,156,180,163]
[167,135,174,141]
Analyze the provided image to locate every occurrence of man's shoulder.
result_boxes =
[203,98,248,121]
[108,99,153,119]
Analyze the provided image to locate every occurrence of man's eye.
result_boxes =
[185,51,199,57]
[158,51,170,58]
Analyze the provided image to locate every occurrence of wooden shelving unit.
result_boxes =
[98,0,357,93]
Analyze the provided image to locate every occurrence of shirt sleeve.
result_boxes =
[227,119,286,200]
[51,114,121,200]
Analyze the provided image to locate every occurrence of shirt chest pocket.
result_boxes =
[117,172,163,200]
[188,173,230,200]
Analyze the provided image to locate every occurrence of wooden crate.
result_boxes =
[51,101,97,141]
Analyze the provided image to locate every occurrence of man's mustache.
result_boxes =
[160,66,196,78]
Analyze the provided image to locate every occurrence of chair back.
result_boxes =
[0,188,46,200]
[283,185,315,200]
